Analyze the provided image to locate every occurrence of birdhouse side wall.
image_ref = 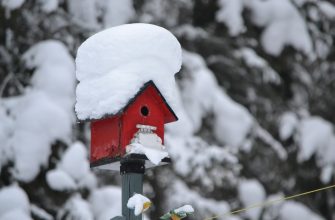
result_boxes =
[90,116,121,164]
[120,86,165,154]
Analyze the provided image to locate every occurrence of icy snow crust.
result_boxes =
[75,23,182,120]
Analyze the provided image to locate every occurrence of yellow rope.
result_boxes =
[204,184,335,220]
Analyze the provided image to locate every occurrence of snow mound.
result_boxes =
[0,40,74,182]
[216,0,245,36]
[279,112,298,141]
[297,117,333,162]
[246,0,312,56]
[238,179,266,220]
[1,209,32,220]
[279,201,324,220]
[127,193,151,216]
[46,169,76,191]
[75,23,182,120]
[60,195,93,220]
[0,185,30,218]
[1,0,25,10]
[89,186,122,220]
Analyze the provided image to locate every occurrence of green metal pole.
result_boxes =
[120,158,145,220]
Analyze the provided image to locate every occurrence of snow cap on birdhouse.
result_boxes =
[74,23,182,170]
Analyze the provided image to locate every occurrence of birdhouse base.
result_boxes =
[90,154,171,171]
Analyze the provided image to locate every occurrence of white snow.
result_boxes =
[46,169,76,191]
[279,112,298,141]
[1,209,32,220]
[89,186,122,220]
[182,51,253,148]
[30,205,53,220]
[245,0,313,56]
[279,201,324,220]
[127,193,151,216]
[235,47,281,84]
[58,142,91,183]
[67,0,98,29]
[0,185,30,218]
[215,0,313,55]
[39,0,58,13]
[60,195,93,220]
[97,0,135,27]
[318,1,335,19]
[297,116,333,162]
[255,125,288,159]
[216,0,245,36]
[75,23,182,120]
[126,143,168,165]
[238,179,266,220]
[0,40,75,182]
[166,135,240,189]
[168,180,230,218]
[174,205,194,214]
[1,0,25,10]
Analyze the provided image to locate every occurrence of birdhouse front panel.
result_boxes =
[120,84,166,155]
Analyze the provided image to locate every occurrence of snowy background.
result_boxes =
[0,0,335,219]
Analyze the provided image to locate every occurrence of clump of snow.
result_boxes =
[216,0,245,36]
[166,135,240,189]
[318,1,335,19]
[126,143,168,165]
[59,195,93,220]
[75,23,182,120]
[215,0,313,56]
[0,40,75,182]
[297,117,333,162]
[245,0,313,56]
[67,0,98,29]
[97,0,135,27]
[89,186,122,220]
[1,0,25,10]
[182,50,253,148]
[1,209,32,220]
[235,47,281,84]
[238,179,266,220]
[39,0,58,13]
[46,169,76,191]
[58,142,90,182]
[279,201,324,220]
[280,115,335,183]
[255,125,288,160]
[279,112,298,141]
[31,205,53,220]
[127,193,151,216]
[168,180,230,218]
[0,185,30,218]
[174,205,194,214]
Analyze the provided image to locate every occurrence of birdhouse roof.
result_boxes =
[94,80,178,123]
[75,23,182,120]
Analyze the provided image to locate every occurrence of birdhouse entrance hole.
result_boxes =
[141,106,149,116]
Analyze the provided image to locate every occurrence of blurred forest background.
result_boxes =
[0,0,335,219]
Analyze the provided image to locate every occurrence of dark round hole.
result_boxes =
[141,106,149,116]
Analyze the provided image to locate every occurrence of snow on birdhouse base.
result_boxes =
[126,143,168,165]
[90,154,171,171]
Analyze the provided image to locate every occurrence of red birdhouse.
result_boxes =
[90,80,178,170]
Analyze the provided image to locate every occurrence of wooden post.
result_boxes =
[120,158,145,220]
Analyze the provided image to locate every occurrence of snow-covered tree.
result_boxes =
[0,0,334,220]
